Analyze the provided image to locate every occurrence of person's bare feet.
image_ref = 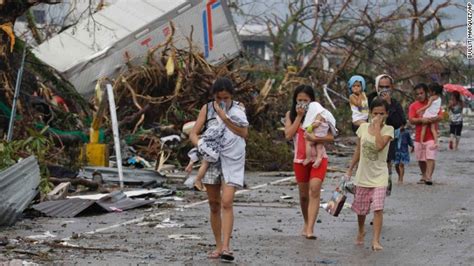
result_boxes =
[371,242,383,251]
[355,231,365,245]
[185,164,193,173]
[302,159,311,166]
[300,224,308,236]
[207,248,222,259]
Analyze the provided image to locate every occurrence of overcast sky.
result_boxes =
[442,0,467,41]
[235,0,467,42]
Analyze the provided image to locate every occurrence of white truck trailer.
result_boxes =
[33,0,242,96]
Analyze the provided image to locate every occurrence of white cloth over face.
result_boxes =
[197,103,248,187]
[302,102,338,136]
[374,74,393,94]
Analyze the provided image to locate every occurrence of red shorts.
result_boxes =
[293,158,328,183]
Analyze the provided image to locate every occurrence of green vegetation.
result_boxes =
[0,127,53,194]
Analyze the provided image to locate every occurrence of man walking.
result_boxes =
[408,83,442,185]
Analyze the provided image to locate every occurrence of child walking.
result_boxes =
[393,121,414,184]
[348,75,369,134]
[346,98,394,251]
[416,83,442,148]
[302,102,337,168]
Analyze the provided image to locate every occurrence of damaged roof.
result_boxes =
[0,156,41,226]
[33,191,154,218]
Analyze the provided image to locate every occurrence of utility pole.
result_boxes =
[6,45,27,142]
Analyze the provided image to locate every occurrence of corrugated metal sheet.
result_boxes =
[68,188,173,200]
[81,166,165,184]
[97,191,155,212]
[32,198,98,218]
[33,191,154,218]
[0,156,41,226]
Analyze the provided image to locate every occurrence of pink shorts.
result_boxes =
[351,187,386,215]
[414,140,438,161]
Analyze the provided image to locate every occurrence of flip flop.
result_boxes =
[417,179,426,184]
[425,180,433,185]
[221,250,234,262]
[305,235,317,240]
[207,250,221,259]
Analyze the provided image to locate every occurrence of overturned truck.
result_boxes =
[33,0,242,97]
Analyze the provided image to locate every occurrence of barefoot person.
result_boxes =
[408,83,442,186]
[189,77,248,262]
[448,91,464,151]
[368,74,406,195]
[346,98,394,251]
[393,121,414,184]
[284,85,334,239]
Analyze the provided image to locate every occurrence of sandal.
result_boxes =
[221,250,234,262]
[207,250,221,259]
[425,180,433,185]
[416,179,426,184]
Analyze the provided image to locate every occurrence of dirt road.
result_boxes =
[1,118,473,265]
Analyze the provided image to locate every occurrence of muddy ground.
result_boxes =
[1,117,473,265]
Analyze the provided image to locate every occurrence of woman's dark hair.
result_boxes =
[369,97,389,112]
[290,85,315,123]
[428,82,443,96]
[413,83,428,93]
[211,77,234,95]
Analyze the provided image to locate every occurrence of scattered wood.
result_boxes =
[11,249,43,257]
[46,182,71,201]
[46,242,128,252]
[48,177,101,191]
